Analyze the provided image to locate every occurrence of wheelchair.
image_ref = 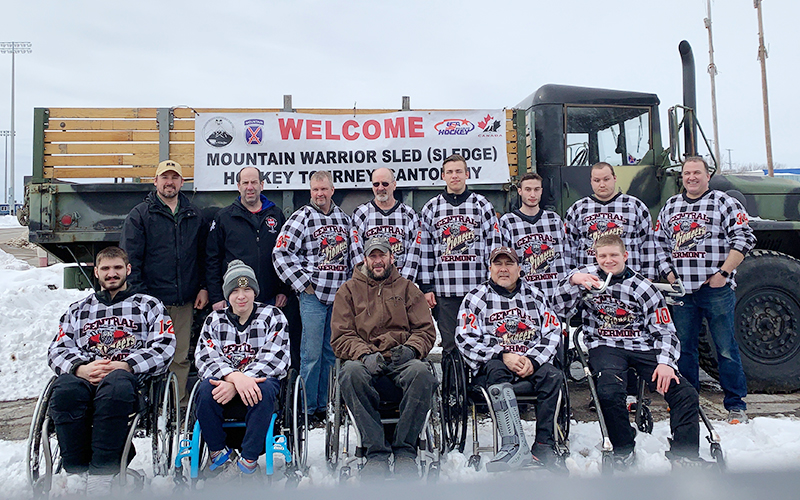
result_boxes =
[569,275,725,475]
[325,358,445,482]
[173,368,308,487]
[26,371,180,497]
[440,348,571,471]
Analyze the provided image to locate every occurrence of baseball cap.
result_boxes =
[364,236,392,256]
[490,246,519,264]
[155,160,183,177]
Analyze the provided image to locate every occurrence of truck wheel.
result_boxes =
[699,250,800,392]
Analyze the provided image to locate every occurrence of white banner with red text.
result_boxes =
[193,110,510,191]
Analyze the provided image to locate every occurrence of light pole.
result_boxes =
[753,2,773,177]
[0,41,32,207]
[0,130,10,205]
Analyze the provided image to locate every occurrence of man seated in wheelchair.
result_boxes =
[331,237,437,479]
[194,260,290,478]
[552,234,706,468]
[47,246,176,494]
[456,246,566,474]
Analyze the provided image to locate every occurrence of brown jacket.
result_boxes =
[331,263,436,361]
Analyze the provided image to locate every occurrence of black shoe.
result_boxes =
[392,455,419,479]
[612,449,636,471]
[666,451,714,470]
[531,443,569,476]
[308,410,326,429]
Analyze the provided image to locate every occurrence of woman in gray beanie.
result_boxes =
[193,260,291,478]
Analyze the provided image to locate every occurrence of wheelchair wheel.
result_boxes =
[27,376,61,498]
[283,370,308,474]
[554,373,571,456]
[440,351,468,453]
[177,380,207,485]
[324,363,342,471]
[152,372,180,477]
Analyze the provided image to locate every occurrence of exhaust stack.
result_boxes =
[679,40,698,156]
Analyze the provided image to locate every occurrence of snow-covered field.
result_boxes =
[0,228,799,497]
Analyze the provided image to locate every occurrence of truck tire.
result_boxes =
[699,250,800,392]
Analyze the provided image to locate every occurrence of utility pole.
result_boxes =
[0,42,32,206]
[754,1,774,177]
[0,130,10,205]
[705,0,722,170]
[726,148,733,171]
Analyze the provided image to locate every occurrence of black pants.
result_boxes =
[474,358,562,447]
[282,293,303,372]
[48,370,139,475]
[589,346,700,457]
[433,295,464,354]
[339,359,438,460]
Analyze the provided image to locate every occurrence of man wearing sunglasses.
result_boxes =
[350,168,422,282]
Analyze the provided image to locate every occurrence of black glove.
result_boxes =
[390,345,417,366]
[361,352,387,376]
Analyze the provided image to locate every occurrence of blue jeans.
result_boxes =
[195,377,280,461]
[299,292,335,414]
[672,284,747,411]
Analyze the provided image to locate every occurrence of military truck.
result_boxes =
[22,42,800,393]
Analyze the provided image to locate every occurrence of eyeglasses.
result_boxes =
[372,181,390,187]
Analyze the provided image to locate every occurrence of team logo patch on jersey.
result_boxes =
[314,225,349,270]
[584,213,626,255]
[203,117,234,147]
[88,327,140,360]
[265,216,278,233]
[489,308,539,353]
[244,119,264,145]
[222,343,256,371]
[592,296,641,338]
[364,226,405,256]
[668,212,710,255]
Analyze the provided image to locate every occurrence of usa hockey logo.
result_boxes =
[593,296,641,338]
[265,216,278,233]
[434,118,475,136]
[244,119,264,145]
[204,117,235,147]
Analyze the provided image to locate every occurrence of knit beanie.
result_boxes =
[222,260,260,300]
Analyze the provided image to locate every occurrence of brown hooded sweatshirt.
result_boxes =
[331,262,436,361]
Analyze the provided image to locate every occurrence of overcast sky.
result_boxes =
[1,0,797,202]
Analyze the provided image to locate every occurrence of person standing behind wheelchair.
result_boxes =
[194,260,290,479]
[331,237,437,480]
[47,246,176,495]
[456,246,566,474]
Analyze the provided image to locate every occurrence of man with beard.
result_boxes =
[48,246,176,494]
[273,170,351,422]
[456,247,565,474]
[350,167,422,282]
[552,234,705,470]
[121,159,208,404]
[331,237,437,479]
[419,154,502,353]
[206,167,302,371]
[499,172,571,297]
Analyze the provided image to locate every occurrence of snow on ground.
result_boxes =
[1,247,800,497]
[0,215,22,228]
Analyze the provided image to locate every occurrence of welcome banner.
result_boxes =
[194,110,511,190]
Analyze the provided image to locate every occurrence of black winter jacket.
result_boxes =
[206,195,289,305]
[121,191,207,306]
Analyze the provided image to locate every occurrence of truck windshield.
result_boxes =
[565,105,650,167]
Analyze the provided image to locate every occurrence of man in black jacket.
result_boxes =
[121,160,208,403]
[206,166,301,370]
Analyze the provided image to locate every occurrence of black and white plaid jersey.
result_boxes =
[195,303,290,380]
[456,279,562,375]
[655,190,756,293]
[272,203,352,305]
[349,200,422,282]
[48,292,176,376]
[419,190,502,297]
[499,209,572,298]
[551,265,681,368]
[564,193,668,280]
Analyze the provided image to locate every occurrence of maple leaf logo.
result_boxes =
[478,114,493,129]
